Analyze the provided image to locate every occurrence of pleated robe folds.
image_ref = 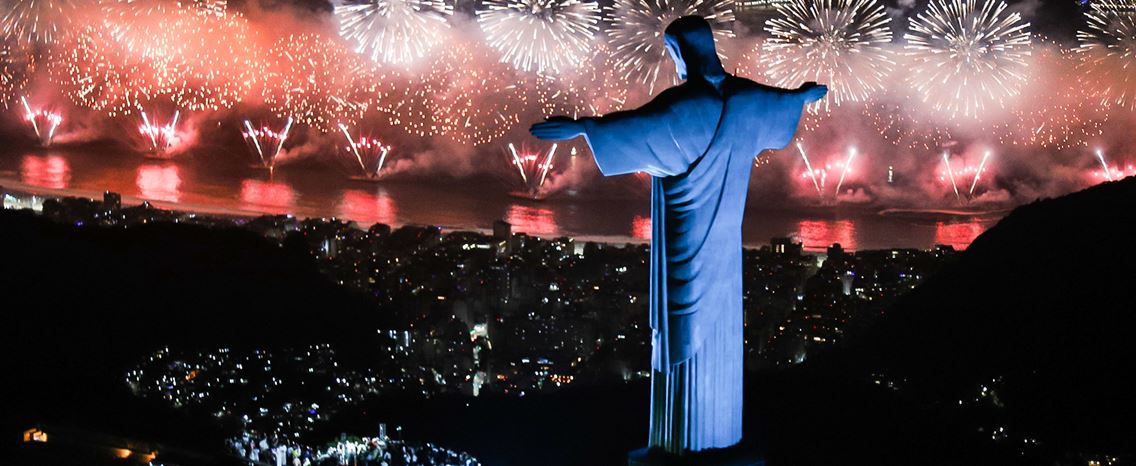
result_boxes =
[580,76,809,454]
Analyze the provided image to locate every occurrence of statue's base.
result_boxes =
[628,445,763,466]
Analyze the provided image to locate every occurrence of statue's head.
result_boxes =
[663,16,726,83]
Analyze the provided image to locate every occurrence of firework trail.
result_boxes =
[761,0,894,113]
[339,123,393,180]
[336,0,453,65]
[942,151,960,200]
[1077,0,1136,111]
[507,142,558,197]
[605,0,734,93]
[138,109,180,155]
[904,0,1031,119]
[1095,149,1114,182]
[242,117,293,173]
[20,96,63,146]
[968,150,990,196]
[795,141,821,194]
[2,0,82,46]
[833,146,856,195]
[477,0,601,75]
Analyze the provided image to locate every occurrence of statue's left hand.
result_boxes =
[530,116,585,141]
[798,82,828,104]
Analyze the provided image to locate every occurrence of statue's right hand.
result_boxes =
[530,116,585,141]
[798,82,828,104]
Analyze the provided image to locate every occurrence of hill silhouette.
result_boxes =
[841,176,1136,460]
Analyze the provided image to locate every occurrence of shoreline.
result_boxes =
[0,178,659,245]
[1,177,990,252]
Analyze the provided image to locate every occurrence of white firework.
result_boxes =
[477,0,601,75]
[1076,0,1136,110]
[1,0,83,46]
[761,0,894,112]
[605,0,735,93]
[904,0,1031,119]
[335,0,454,65]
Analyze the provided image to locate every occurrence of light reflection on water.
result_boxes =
[20,154,71,189]
[136,164,182,203]
[240,179,296,214]
[631,215,651,241]
[934,221,986,250]
[0,150,999,250]
[505,204,558,237]
[338,189,398,226]
[796,219,857,252]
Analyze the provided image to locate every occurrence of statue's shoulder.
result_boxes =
[649,81,721,113]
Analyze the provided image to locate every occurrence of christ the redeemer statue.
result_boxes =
[530,15,827,463]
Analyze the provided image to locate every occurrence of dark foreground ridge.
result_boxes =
[0,208,385,465]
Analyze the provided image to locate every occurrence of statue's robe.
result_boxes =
[581,76,810,453]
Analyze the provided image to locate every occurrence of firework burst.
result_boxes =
[795,142,860,198]
[1091,149,1136,182]
[339,123,393,180]
[99,0,182,55]
[388,42,522,144]
[262,33,391,132]
[904,0,1031,119]
[1076,0,1136,111]
[181,0,226,16]
[21,96,63,146]
[990,43,1105,149]
[761,0,894,113]
[605,0,734,93]
[939,150,993,200]
[2,0,83,46]
[507,141,558,198]
[532,43,628,118]
[862,99,954,150]
[477,0,601,74]
[1,39,34,108]
[242,117,293,172]
[48,25,151,116]
[137,108,181,155]
[432,44,524,145]
[335,0,453,65]
[106,5,262,112]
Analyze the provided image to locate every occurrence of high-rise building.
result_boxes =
[493,220,512,255]
[771,237,803,256]
[493,220,512,240]
[103,191,122,211]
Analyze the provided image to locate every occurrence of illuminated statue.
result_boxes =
[531,15,826,463]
